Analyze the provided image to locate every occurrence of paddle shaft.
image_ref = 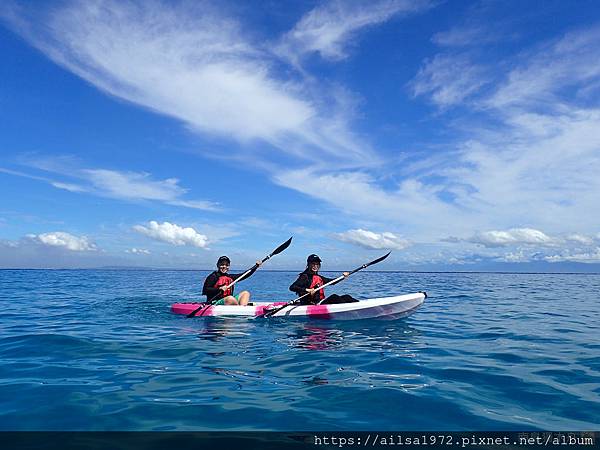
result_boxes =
[295,274,344,304]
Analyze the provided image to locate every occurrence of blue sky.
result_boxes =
[1,0,600,271]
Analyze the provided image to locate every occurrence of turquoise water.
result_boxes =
[0,270,599,430]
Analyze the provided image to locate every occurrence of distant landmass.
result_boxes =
[2,262,598,273]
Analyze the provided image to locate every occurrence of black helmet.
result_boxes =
[217,255,230,265]
[307,254,322,264]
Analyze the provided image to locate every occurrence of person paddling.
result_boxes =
[202,256,261,305]
[289,254,357,305]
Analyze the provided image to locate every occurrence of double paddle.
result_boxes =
[258,251,391,318]
[186,237,293,318]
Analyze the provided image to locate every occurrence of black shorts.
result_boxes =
[320,294,359,304]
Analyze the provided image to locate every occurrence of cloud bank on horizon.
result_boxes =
[1,0,599,269]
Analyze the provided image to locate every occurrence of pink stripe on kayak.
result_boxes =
[306,304,331,319]
[254,302,287,316]
[197,305,214,316]
[171,303,213,316]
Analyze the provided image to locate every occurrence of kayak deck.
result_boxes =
[172,292,425,320]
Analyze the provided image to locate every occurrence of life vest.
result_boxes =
[214,274,234,297]
[309,274,325,301]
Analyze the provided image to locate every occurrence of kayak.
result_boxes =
[172,292,425,320]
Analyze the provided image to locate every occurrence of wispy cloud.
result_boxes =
[1,162,218,211]
[49,181,88,193]
[487,27,600,110]
[276,0,432,62]
[272,168,464,238]
[82,169,217,210]
[1,0,380,165]
[413,17,600,113]
[334,228,411,250]
[566,234,595,245]
[0,167,90,193]
[464,228,556,248]
[288,24,600,242]
[26,231,98,251]
[409,53,489,108]
[445,228,600,264]
[125,247,150,255]
[545,248,600,263]
[133,221,209,248]
[430,2,514,49]
[432,26,487,47]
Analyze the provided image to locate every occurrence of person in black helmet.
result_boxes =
[202,256,262,305]
[289,254,357,305]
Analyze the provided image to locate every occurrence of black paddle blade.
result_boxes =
[366,251,391,267]
[349,251,391,275]
[271,236,293,257]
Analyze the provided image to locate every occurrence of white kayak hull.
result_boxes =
[172,292,425,320]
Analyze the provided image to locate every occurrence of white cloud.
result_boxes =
[133,221,209,248]
[410,53,489,108]
[2,0,378,165]
[0,166,88,193]
[125,248,150,255]
[412,23,600,114]
[2,163,218,211]
[566,234,595,245]
[26,232,98,251]
[166,199,219,211]
[446,229,600,264]
[275,95,600,244]
[432,26,486,47]
[272,168,464,239]
[335,228,411,250]
[277,0,432,62]
[545,248,600,263]
[497,249,530,263]
[50,181,88,192]
[487,27,600,110]
[467,228,556,248]
[84,169,184,201]
[0,239,19,248]
[396,26,600,240]
[430,4,513,49]
[83,169,218,210]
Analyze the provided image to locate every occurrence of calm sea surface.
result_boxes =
[0,270,599,430]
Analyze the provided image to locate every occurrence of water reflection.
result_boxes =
[195,317,251,341]
[295,324,345,351]
[187,315,425,367]
[288,319,423,354]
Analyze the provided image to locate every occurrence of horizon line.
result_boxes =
[1,268,599,275]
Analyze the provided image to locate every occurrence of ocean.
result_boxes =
[0,269,599,430]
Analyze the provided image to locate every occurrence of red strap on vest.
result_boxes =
[309,275,325,301]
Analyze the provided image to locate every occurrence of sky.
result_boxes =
[1,0,600,271]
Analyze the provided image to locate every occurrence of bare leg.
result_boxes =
[237,291,250,306]
[223,296,239,305]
